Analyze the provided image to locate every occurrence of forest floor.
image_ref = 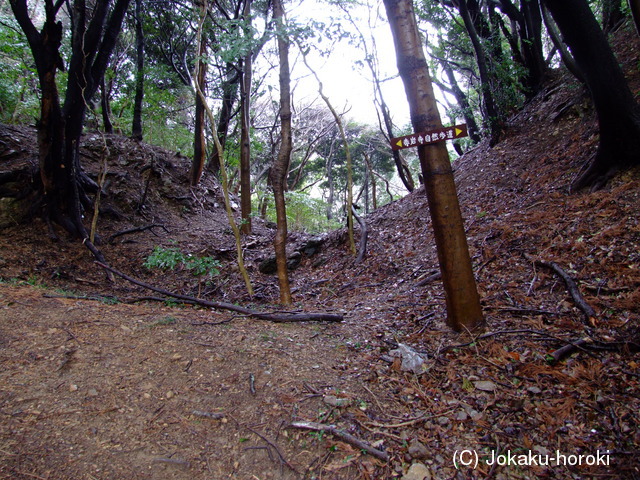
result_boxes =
[1,24,640,480]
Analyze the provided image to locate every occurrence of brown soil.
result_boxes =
[1,24,640,480]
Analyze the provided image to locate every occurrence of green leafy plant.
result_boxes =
[144,245,221,296]
[144,245,184,271]
[144,245,220,279]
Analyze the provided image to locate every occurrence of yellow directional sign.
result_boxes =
[391,124,468,151]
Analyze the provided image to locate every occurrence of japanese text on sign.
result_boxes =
[390,124,468,151]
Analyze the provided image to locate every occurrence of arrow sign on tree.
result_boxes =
[390,124,468,151]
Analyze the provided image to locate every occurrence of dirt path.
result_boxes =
[0,284,367,479]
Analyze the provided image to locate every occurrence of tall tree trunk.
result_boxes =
[457,0,503,144]
[383,0,484,332]
[207,64,240,176]
[239,0,253,235]
[131,0,144,140]
[520,0,546,96]
[495,0,547,97]
[192,1,253,296]
[364,152,377,211]
[543,0,640,190]
[541,4,585,83]
[191,28,207,185]
[440,60,481,143]
[325,138,336,220]
[101,78,114,134]
[602,0,624,32]
[271,0,292,305]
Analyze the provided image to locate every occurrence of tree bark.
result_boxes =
[131,0,144,141]
[271,0,292,305]
[191,27,207,185]
[383,0,484,332]
[496,0,547,97]
[457,0,503,145]
[239,0,253,234]
[628,0,640,36]
[206,64,239,177]
[519,0,546,96]
[541,4,585,83]
[542,0,640,190]
[101,78,114,134]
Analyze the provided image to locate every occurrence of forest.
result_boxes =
[1,0,640,479]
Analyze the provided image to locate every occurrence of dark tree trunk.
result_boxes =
[441,60,481,143]
[10,0,131,243]
[629,0,640,36]
[271,0,292,305]
[239,0,253,235]
[191,29,207,185]
[519,0,547,96]
[207,64,240,177]
[541,4,585,83]
[542,0,640,190]
[457,0,503,144]
[602,0,624,32]
[131,0,144,140]
[100,78,114,134]
[383,0,484,332]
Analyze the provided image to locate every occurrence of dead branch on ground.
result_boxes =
[96,262,343,323]
[108,224,168,243]
[547,337,594,364]
[416,271,442,286]
[524,253,597,324]
[288,421,389,461]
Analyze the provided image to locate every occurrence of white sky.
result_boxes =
[285,0,412,128]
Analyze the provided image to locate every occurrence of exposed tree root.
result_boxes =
[96,262,343,323]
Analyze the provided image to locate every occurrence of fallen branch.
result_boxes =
[547,337,593,364]
[108,224,168,244]
[547,337,640,364]
[96,262,343,323]
[524,254,596,324]
[288,421,389,461]
[416,271,442,287]
[351,206,368,264]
